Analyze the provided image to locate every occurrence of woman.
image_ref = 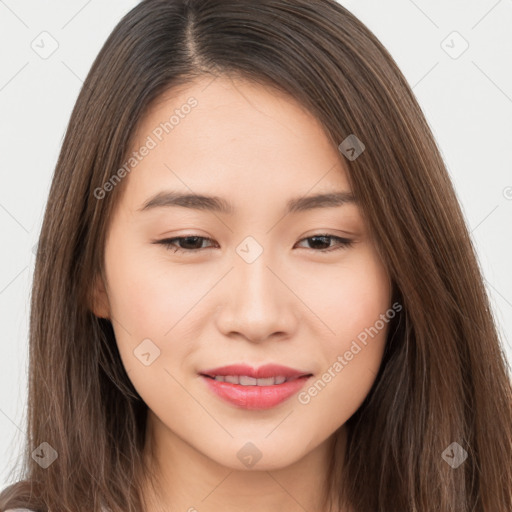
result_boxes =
[1,0,511,511]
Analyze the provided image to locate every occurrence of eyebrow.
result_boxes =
[137,190,357,215]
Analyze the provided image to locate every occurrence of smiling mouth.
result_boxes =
[199,373,313,410]
[198,363,314,409]
[200,374,312,386]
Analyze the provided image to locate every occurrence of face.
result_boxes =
[92,75,392,471]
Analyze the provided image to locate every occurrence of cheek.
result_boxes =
[104,259,194,415]
[106,243,209,338]
[302,247,390,350]
[295,249,390,418]
[103,246,214,401]
[297,310,390,442]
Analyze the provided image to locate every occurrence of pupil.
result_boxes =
[309,236,329,249]
[182,236,201,249]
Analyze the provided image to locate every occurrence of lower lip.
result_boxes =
[200,375,311,410]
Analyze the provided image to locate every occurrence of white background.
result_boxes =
[1,0,511,489]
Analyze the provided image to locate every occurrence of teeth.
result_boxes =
[239,375,258,385]
[212,375,288,386]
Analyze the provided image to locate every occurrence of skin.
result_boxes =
[92,75,392,512]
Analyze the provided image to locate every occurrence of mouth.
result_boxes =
[198,364,313,409]
[200,374,309,385]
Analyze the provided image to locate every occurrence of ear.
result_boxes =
[90,273,111,319]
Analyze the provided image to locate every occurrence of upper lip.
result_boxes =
[200,364,313,380]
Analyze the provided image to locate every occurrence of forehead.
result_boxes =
[120,76,353,211]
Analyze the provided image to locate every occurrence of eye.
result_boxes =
[155,235,217,253]
[153,234,353,254]
[295,234,353,252]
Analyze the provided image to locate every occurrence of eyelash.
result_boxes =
[154,234,354,254]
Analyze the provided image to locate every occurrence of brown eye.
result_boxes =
[154,233,353,254]
[295,234,353,252]
[156,236,216,253]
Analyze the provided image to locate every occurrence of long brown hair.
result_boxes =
[1,1,511,510]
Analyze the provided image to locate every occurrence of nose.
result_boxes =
[214,252,299,344]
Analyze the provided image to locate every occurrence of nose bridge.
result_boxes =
[234,244,282,316]
[234,234,278,299]
[237,248,274,303]
[215,239,297,341]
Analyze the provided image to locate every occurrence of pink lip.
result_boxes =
[200,364,311,380]
[199,364,313,410]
